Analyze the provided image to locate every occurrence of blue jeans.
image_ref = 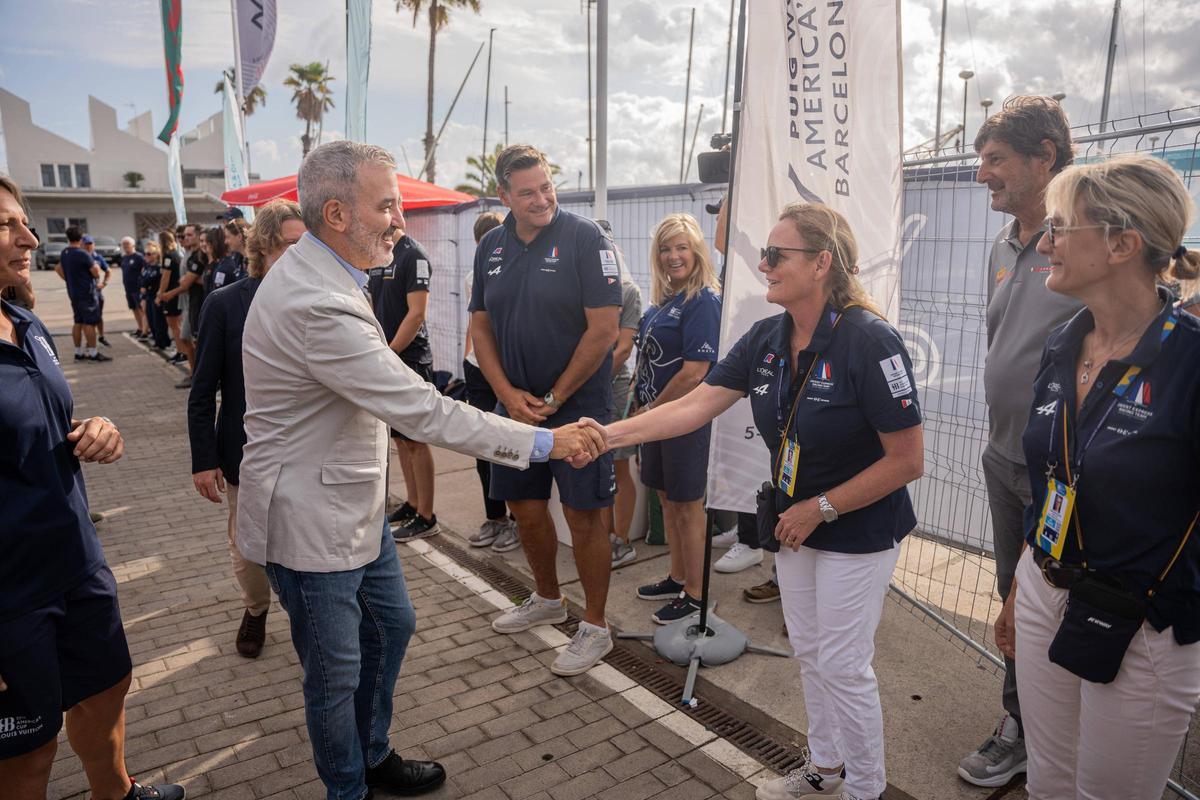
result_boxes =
[265,524,416,800]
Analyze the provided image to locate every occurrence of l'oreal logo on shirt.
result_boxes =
[33,335,59,365]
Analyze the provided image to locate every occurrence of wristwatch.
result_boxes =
[542,391,562,410]
[817,493,839,523]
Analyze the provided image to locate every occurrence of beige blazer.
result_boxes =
[237,234,536,572]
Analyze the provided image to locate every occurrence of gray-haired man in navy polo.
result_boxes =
[470,144,623,677]
[957,96,1082,788]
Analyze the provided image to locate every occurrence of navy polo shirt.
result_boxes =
[0,300,105,621]
[120,252,147,291]
[208,252,247,294]
[469,208,622,415]
[1022,290,1200,644]
[635,287,722,406]
[60,246,97,304]
[140,258,162,295]
[92,251,109,274]
[705,304,922,553]
[368,235,433,365]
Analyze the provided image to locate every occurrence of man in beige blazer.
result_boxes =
[237,141,602,800]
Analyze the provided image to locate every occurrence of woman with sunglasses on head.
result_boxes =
[993,154,1200,800]
[211,218,250,292]
[631,213,723,624]
[593,203,923,800]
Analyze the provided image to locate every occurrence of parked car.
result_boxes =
[90,235,122,266]
[43,233,121,269]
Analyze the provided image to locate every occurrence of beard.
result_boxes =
[346,212,398,268]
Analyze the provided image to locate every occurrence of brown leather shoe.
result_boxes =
[236,609,267,658]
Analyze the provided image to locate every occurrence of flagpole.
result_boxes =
[229,0,251,174]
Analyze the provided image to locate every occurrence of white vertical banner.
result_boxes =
[707,0,904,512]
[235,0,276,102]
[222,75,255,222]
[346,0,372,142]
[167,134,187,225]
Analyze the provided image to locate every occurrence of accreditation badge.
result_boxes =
[1034,476,1075,560]
[776,438,801,498]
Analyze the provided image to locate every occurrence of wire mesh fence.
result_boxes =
[402,111,1200,795]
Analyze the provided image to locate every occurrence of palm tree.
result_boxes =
[284,62,336,158]
[214,67,268,116]
[396,0,482,184]
[454,144,564,197]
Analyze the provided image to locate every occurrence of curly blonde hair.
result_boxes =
[245,200,304,278]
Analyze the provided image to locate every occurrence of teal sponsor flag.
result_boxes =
[167,135,187,224]
[222,75,255,222]
[157,0,185,144]
[346,0,372,142]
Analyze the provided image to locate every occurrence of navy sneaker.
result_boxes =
[393,514,440,542]
[652,593,711,625]
[122,780,186,800]
[637,575,685,600]
[388,502,418,530]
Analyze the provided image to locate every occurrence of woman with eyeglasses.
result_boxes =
[629,213,722,624]
[992,154,1200,799]
[594,203,924,800]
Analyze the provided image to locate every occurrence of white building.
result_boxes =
[0,88,252,244]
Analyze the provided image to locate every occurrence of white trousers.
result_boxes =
[1015,549,1200,799]
[777,542,898,799]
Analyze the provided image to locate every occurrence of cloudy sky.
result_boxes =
[0,0,1196,190]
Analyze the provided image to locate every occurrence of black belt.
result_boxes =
[1031,546,1089,590]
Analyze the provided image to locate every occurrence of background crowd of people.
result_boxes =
[2,92,1200,800]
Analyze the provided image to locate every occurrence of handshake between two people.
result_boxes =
[548,417,612,468]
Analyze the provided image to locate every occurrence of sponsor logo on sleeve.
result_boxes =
[599,249,619,276]
[33,335,59,365]
[878,355,912,398]
[416,259,430,280]
[697,342,716,355]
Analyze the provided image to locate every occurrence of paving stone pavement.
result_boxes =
[50,334,759,800]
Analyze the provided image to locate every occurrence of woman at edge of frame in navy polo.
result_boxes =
[992,154,1200,800]
[631,212,723,624]
[0,175,184,800]
[594,203,924,800]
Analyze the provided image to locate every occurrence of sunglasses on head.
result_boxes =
[759,245,823,267]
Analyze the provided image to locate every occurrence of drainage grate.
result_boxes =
[424,537,918,799]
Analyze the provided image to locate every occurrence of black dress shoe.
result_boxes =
[365,752,445,796]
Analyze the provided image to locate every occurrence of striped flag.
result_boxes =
[156,0,184,144]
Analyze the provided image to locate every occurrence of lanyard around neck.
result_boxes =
[772,314,842,481]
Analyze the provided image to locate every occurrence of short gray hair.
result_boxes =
[297,141,397,232]
[120,236,135,247]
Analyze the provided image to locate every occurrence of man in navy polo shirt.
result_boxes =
[0,176,182,800]
[118,237,150,339]
[55,226,110,363]
[470,144,622,676]
[83,236,112,347]
[367,207,441,541]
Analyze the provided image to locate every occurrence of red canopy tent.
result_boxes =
[219,173,477,210]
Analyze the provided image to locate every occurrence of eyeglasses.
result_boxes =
[1043,219,1112,246]
[760,245,823,267]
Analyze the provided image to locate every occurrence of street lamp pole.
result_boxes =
[980,98,993,120]
[958,70,974,151]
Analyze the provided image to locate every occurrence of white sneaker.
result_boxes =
[491,594,568,634]
[715,542,763,573]
[550,622,613,676]
[711,527,739,549]
[756,748,845,799]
